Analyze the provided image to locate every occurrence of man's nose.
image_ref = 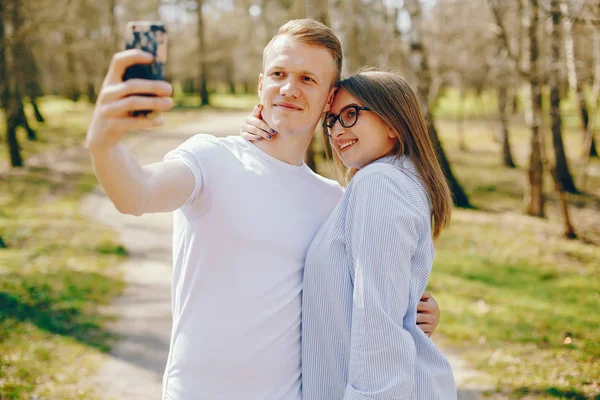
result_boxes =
[280,79,300,98]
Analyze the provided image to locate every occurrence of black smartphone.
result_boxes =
[123,21,168,116]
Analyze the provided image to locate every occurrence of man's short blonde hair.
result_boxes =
[263,19,343,85]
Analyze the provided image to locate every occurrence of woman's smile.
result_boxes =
[339,139,358,152]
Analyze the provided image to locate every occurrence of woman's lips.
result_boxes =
[339,139,358,152]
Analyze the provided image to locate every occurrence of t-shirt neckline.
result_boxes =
[244,139,311,172]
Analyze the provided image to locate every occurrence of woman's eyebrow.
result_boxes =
[339,103,361,109]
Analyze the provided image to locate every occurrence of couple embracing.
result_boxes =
[87,18,456,400]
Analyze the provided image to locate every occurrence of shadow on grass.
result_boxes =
[0,270,124,352]
[511,386,599,399]
[466,180,600,215]
[1,167,87,206]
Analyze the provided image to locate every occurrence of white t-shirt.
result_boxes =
[161,135,343,400]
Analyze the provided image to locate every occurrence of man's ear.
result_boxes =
[258,73,264,97]
[323,87,338,112]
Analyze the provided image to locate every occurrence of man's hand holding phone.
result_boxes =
[85,49,173,152]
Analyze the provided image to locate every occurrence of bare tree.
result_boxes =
[491,0,577,237]
[341,0,367,75]
[403,0,472,208]
[23,48,45,123]
[579,17,600,189]
[489,25,517,169]
[490,0,545,216]
[304,0,330,25]
[11,0,36,140]
[456,85,467,151]
[549,0,578,193]
[195,0,209,106]
[0,0,6,113]
[296,0,332,172]
[2,1,23,167]
[498,84,516,168]
[64,28,81,101]
[562,1,599,159]
[108,0,119,53]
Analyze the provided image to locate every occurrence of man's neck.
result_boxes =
[252,131,313,166]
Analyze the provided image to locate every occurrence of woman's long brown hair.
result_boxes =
[323,70,452,238]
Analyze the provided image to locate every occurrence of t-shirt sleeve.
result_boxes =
[163,134,221,207]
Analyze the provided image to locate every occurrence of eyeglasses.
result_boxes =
[324,105,371,137]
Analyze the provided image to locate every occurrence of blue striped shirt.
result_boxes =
[301,156,456,400]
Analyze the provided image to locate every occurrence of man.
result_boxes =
[86,19,440,399]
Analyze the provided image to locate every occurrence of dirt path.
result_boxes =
[83,111,490,399]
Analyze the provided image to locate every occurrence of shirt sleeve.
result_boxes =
[343,167,424,400]
[163,134,221,207]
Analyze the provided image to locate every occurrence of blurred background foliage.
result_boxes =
[0,0,599,398]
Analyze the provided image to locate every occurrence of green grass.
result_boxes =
[0,101,130,398]
[424,117,600,398]
[435,87,600,131]
[0,168,126,399]
[0,98,213,399]
[2,93,599,398]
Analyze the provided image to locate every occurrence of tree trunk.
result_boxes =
[428,119,471,208]
[377,0,391,69]
[498,85,516,168]
[525,0,545,217]
[108,0,119,53]
[10,0,35,141]
[22,44,45,122]
[0,1,23,167]
[550,166,577,238]
[196,0,209,106]
[561,2,598,158]
[580,112,599,189]
[404,0,471,208]
[579,93,600,189]
[346,0,362,74]
[511,89,520,115]
[225,57,236,95]
[64,29,81,102]
[304,0,330,25]
[6,102,23,167]
[3,37,24,167]
[31,96,45,123]
[578,16,600,189]
[591,134,599,157]
[457,85,467,151]
[261,0,274,40]
[86,82,97,104]
[0,0,7,111]
[545,0,577,238]
[302,0,330,173]
[18,103,36,140]
[549,0,577,193]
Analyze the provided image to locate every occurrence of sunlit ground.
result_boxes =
[0,90,598,398]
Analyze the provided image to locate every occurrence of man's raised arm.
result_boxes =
[86,50,194,216]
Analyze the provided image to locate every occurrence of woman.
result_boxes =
[243,71,456,399]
